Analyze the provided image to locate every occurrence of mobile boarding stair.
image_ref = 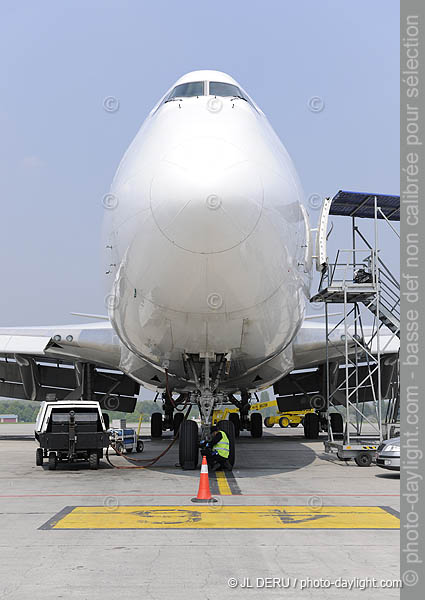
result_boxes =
[311,191,400,466]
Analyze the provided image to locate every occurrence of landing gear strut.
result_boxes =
[232,390,263,438]
[178,354,236,470]
[150,393,189,439]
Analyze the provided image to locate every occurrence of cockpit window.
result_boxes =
[208,81,245,99]
[157,79,256,113]
[166,81,204,101]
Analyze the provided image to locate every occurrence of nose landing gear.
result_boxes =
[178,389,219,470]
[178,354,237,470]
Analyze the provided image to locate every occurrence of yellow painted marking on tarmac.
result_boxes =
[215,471,232,495]
[50,506,399,530]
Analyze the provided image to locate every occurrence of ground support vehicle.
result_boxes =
[35,400,110,470]
[109,427,144,454]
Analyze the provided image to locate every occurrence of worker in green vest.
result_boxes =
[201,425,232,471]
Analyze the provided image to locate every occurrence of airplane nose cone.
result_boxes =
[150,138,263,253]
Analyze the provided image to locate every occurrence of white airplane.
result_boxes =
[0,70,399,468]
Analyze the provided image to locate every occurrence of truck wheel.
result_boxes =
[217,420,236,467]
[330,413,344,439]
[173,412,184,436]
[136,440,144,453]
[279,417,290,428]
[304,413,319,439]
[115,441,124,455]
[228,413,240,438]
[250,412,263,438]
[48,452,57,471]
[36,448,44,466]
[89,452,99,470]
[151,412,163,438]
[178,420,199,470]
[355,453,372,467]
[264,417,274,428]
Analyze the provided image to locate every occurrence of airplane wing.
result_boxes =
[292,320,399,370]
[0,321,140,411]
[273,319,399,409]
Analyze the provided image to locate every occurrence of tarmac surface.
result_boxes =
[0,423,400,599]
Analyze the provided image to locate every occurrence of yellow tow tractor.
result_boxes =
[212,400,313,431]
[263,409,314,429]
[212,406,238,424]
[212,400,277,425]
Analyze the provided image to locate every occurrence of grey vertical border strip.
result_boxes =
[400,0,425,597]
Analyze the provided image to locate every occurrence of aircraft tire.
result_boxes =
[303,413,319,439]
[151,412,163,438]
[179,420,199,470]
[173,412,184,436]
[250,412,263,438]
[330,413,344,439]
[228,413,240,437]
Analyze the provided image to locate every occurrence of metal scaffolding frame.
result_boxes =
[311,194,400,462]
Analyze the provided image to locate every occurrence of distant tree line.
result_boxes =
[5,390,389,425]
[0,398,162,424]
[0,400,41,423]
[105,399,166,423]
[0,391,276,424]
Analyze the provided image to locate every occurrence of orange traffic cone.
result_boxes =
[191,455,217,503]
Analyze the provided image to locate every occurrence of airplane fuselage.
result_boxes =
[103,71,312,394]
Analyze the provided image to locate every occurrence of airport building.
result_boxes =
[0,414,18,423]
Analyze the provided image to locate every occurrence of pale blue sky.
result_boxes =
[0,0,399,326]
